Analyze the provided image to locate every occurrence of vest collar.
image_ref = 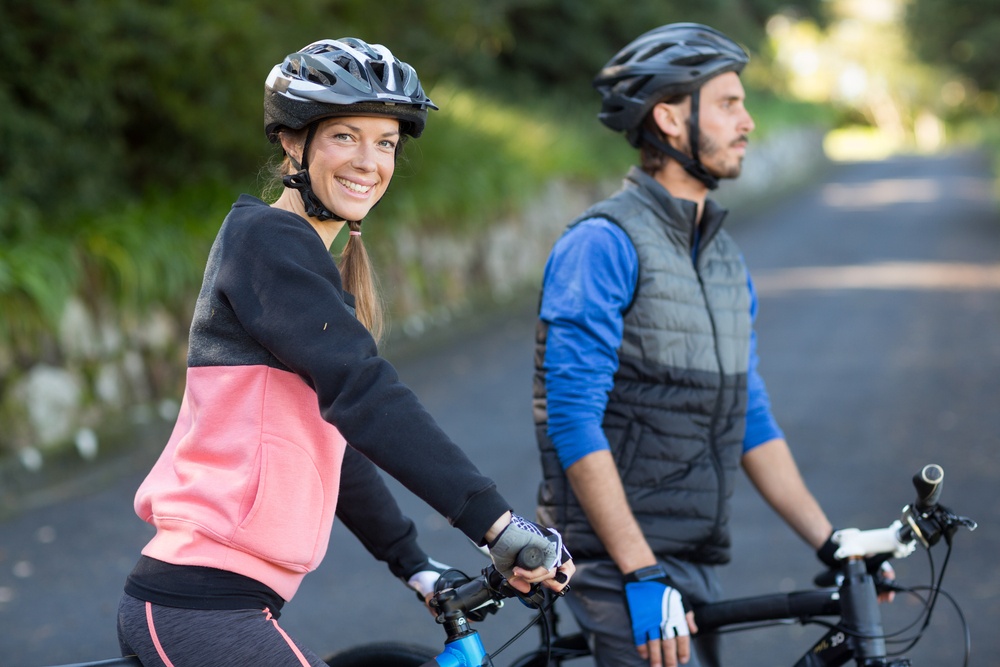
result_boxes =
[624,166,729,255]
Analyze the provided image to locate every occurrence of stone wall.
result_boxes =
[382,125,830,336]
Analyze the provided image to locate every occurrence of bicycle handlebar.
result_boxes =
[828,463,975,562]
[694,588,841,632]
[912,463,944,511]
[516,545,546,570]
[698,465,974,643]
[427,546,554,641]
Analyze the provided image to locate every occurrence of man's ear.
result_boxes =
[651,101,687,139]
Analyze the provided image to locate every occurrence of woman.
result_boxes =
[117,37,573,667]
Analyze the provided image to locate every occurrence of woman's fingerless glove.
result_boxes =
[487,513,570,580]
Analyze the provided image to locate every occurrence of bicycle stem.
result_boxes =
[839,558,889,665]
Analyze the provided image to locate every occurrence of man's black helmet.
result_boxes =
[594,23,749,147]
[264,37,438,143]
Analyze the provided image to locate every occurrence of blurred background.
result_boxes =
[1,0,998,474]
[1,1,999,664]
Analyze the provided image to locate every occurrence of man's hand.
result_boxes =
[623,564,698,667]
[817,531,897,603]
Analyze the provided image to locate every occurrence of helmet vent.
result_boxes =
[306,66,334,86]
[334,56,365,83]
[642,45,670,61]
[624,76,651,98]
[676,54,714,66]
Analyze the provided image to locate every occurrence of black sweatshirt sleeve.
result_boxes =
[215,201,510,544]
[336,446,428,580]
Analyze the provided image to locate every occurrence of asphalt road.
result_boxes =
[1,150,997,666]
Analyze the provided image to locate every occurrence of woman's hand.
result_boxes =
[485,511,575,594]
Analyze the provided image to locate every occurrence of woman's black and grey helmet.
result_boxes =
[593,23,749,147]
[264,38,436,222]
[264,37,438,143]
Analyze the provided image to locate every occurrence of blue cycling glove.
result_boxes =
[622,564,690,646]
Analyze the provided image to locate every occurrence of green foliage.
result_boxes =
[0,236,78,357]
[0,0,830,360]
[74,184,232,313]
[745,86,838,137]
[370,84,633,233]
[492,0,773,96]
[0,183,230,363]
[0,0,819,230]
[905,0,1000,93]
[0,0,336,230]
[393,0,825,102]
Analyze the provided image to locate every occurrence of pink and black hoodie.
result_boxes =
[132,195,509,603]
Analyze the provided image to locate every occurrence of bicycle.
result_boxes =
[42,464,975,667]
[324,464,977,667]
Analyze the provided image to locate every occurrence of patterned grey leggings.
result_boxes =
[117,593,327,667]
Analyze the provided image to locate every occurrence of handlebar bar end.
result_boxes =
[913,464,944,511]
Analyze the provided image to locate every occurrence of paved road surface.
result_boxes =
[1,150,997,666]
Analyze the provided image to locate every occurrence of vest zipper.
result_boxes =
[693,240,728,546]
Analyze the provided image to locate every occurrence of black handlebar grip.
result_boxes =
[913,464,944,511]
[516,545,545,570]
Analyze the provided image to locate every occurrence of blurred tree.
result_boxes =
[765,1,949,153]
[490,0,826,95]
[905,0,1000,93]
[0,0,339,235]
[0,0,822,236]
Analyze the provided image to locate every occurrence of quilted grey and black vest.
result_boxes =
[534,167,751,564]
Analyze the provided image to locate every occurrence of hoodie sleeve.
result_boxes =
[336,446,429,579]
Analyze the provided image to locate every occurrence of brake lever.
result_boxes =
[933,504,977,546]
[487,564,568,610]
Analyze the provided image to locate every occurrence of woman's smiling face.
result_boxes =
[304,115,400,222]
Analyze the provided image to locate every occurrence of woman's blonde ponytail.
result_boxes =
[338,220,385,344]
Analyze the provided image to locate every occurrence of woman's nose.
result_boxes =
[351,144,378,171]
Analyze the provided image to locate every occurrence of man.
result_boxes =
[533,23,865,667]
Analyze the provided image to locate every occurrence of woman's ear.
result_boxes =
[651,101,687,140]
[278,130,304,168]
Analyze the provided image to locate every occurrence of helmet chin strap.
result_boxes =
[641,89,720,190]
[282,123,362,224]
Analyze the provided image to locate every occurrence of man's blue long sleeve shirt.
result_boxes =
[540,217,784,470]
